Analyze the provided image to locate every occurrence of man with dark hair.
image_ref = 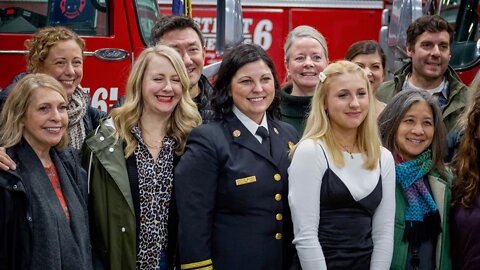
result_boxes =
[377,15,468,132]
[115,15,215,122]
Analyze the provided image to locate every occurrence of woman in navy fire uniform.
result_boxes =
[175,43,299,270]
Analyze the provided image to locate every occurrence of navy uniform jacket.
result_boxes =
[175,113,299,270]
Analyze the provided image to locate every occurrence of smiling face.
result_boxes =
[231,59,275,124]
[141,55,183,119]
[325,72,369,134]
[159,28,205,94]
[286,37,328,96]
[22,87,68,153]
[395,100,434,161]
[38,40,83,98]
[351,52,385,93]
[407,31,451,86]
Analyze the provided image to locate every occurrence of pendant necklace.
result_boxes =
[44,164,56,177]
[141,125,164,150]
[340,143,357,159]
[144,139,163,149]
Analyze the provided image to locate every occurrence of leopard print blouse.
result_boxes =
[132,126,175,269]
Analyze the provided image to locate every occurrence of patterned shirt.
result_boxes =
[131,126,175,269]
[45,164,70,219]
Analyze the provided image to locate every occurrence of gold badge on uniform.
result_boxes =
[273,127,279,134]
[233,130,241,137]
[235,176,257,186]
[288,141,295,151]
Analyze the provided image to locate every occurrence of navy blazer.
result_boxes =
[175,113,299,270]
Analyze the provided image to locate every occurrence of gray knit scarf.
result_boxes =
[67,87,87,149]
[13,141,92,270]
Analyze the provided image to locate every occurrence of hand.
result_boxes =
[0,147,16,170]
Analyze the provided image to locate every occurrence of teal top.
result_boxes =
[390,169,453,270]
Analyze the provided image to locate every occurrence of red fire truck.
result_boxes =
[0,0,159,110]
[0,0,478,110]
[158,0,385,83]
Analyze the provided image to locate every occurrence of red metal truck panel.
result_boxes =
[0,0,150,110]
[290,8,383,61]
[160,3,382,83]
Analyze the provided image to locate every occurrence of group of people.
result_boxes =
[0,11,479,270]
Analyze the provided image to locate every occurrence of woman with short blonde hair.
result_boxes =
[280,25,329,134]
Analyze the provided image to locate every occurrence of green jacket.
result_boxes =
[377,63,468,132]
[82,119,137,270]
[390,170,453,270]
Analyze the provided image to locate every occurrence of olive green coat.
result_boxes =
[82,120,137,270]
[377,63,468,132]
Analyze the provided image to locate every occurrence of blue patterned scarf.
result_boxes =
[395,150,441,244]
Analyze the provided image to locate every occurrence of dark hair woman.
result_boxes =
[175,43,299,270]
[378,89,452,270]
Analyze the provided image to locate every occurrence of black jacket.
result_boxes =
[193,74,215,123]
[84,106,106,136]
[0,141,89,270]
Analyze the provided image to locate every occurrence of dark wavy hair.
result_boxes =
[406,15,453,49]
[212,43,281,119]
[452,86,480,207]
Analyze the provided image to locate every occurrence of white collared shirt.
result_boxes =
[232,106,268,143]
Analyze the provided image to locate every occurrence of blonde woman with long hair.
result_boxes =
[288,60,395,270]
[82,45,201,270]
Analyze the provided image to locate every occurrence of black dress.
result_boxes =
[317,147,382,270]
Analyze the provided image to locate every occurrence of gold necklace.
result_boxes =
[140,125,164,149]
[340,143,357,159]
[143,137,163,149]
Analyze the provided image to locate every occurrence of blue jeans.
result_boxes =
[158,252,168,270]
